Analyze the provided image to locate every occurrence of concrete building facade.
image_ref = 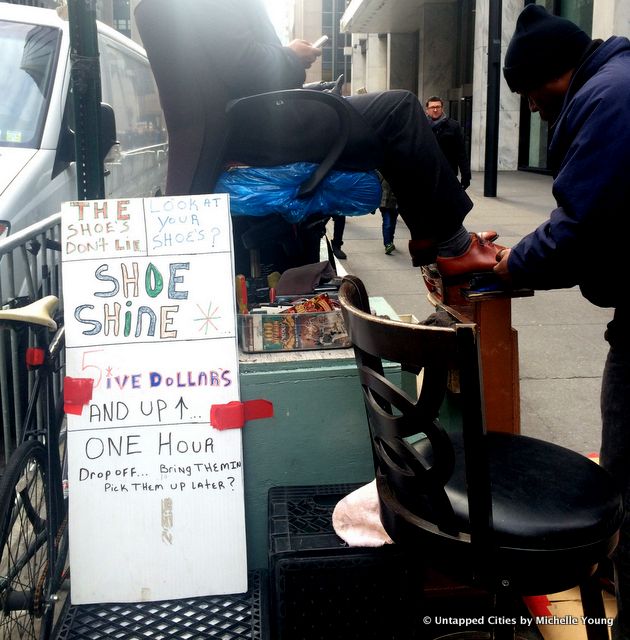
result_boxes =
[339,0,630,174]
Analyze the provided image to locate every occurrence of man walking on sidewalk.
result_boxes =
[425,96,471,191]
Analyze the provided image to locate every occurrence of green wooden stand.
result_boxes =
[239,298,398,569]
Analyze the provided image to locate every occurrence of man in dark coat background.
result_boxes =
[425,96,471,190]
[134,0,503,278]
[495,7,630,637]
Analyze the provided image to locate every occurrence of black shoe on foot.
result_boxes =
[332,246,347,260]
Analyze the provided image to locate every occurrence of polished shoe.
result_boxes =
[332,246,347,260]
[436,232,506,281]
[385,242,395,255]
[478,230,498,243]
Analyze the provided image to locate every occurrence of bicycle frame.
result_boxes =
[24,322,66,541]
[0,306,67,639]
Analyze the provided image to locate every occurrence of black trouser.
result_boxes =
[600,309,630,639]
[229,90,472,245]
[332,216,345,249]
[344,91,472,242]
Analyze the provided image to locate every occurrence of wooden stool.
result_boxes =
[422,266,533,435]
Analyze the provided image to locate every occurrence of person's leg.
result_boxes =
[345,91,470,243]
[227,89,499,273]
[391,208,398,240]
[344,91,501,271]
[381,207,396,254]
[600,314,630,640]
[381,208,394,245]
[331,216,347,260]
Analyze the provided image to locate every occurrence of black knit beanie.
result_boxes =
[503,4,591,92]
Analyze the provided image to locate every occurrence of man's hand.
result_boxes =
[493,247,512,282]
[287,39,322,69]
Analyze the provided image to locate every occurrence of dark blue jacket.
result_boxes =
[508,36,630,308]
[431,117,471,186]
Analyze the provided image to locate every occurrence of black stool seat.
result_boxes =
[404,432,622,593]
[416,432,620,548]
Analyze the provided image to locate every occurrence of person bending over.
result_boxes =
[494,7,630,636]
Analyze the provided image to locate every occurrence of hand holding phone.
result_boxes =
[312,35,328,48]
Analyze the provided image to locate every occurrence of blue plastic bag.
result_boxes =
[215,162,381,224]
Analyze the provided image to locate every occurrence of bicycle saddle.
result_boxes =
[0,295,59,330]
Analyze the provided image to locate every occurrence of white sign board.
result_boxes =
[61,195,247,604]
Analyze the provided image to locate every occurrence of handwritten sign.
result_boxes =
[61,195,247,604]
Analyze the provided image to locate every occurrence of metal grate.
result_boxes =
[54,570,267,640]
[0,212,64,466]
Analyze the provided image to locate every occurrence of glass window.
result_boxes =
[0,20,60,148]
[560,0,593,34]
[320,0,351,86]
[98,34,167,152]
[113,19,131,38]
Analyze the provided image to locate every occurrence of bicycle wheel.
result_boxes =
[0,440,56,640]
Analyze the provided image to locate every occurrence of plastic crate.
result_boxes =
[53,569,268,640]
[268,483,424,640]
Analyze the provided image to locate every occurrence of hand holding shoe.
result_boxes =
[493,247,512,282]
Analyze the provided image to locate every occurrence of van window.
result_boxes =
[0,19,61,148]
[98,34,167,153]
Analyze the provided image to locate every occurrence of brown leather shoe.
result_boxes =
[478,230,498,243]
[436,232,506,281]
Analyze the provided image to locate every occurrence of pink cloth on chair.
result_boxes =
[332,480,394,547]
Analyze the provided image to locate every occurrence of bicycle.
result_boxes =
[0,295,68,640]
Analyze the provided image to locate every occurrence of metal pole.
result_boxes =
[484,0,502,197]
[67,0,105,200]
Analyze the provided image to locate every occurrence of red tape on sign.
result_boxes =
[522,595,551,618]
[210,399,274,430]
[64,377,94,416]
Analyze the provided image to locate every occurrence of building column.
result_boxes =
[471,0,521,172]
[365,34,388,92]
[592,0,630,38]
[350,33,367,93]
[417,2,457,103]
[387,33,418,93]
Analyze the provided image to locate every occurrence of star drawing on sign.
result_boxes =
[194,302,222,334]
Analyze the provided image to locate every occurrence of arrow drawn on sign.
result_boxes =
[175,397,189,420]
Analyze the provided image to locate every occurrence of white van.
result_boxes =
[0,4,168,239]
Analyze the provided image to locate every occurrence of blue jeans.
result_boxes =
[380,207,398,246]
[600,309,630,639]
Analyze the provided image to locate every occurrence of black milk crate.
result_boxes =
[268,483,424,640]
[53,569,268,640]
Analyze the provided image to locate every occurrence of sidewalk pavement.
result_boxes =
[329,170,612,457]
